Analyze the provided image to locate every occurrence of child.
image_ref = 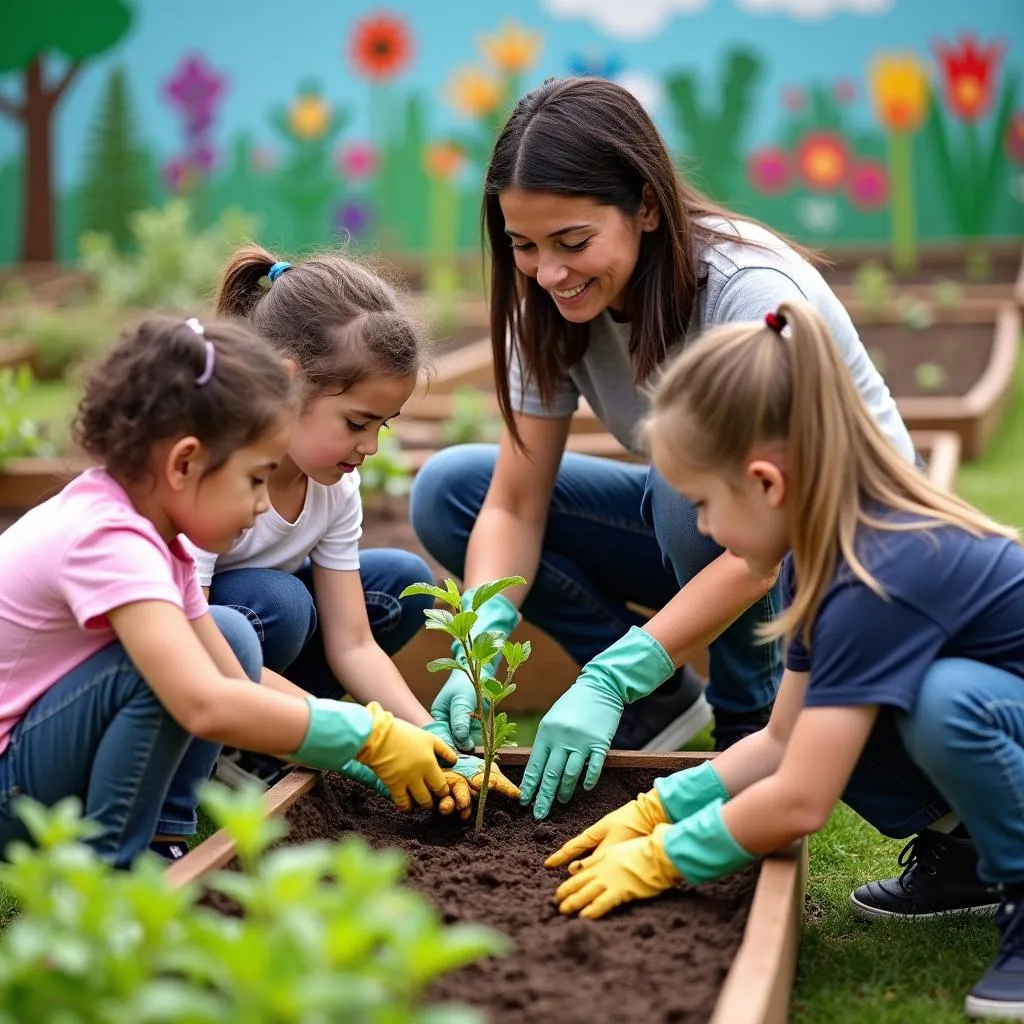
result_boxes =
[197,246,519,819]
[543,300,1024,1020]
[0,316,459,868]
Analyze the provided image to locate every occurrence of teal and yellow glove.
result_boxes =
[338,759,390,800]
[294,697,456,812]
[429,588,520,751]
[552,801,755,920]
[520,627,675,819]
[423,721,521,820]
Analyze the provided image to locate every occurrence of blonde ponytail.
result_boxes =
[641,299,1018,647]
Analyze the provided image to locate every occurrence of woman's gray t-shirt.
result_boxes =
[507,217,914,462]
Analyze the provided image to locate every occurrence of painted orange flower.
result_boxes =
[796,132,848,191]
[869,54,930,133]
[349,13,412,80]
[447,66,503,118]
[480,21,542,74]
[290,94,331,140]
[934,34,1003,121]
[423,141,465,180]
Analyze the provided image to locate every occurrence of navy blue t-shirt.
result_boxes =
[784,515,1024,711]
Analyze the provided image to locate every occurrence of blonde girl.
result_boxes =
[545,299,1024,1021]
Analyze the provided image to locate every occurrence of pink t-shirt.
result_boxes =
[0,468,208,753]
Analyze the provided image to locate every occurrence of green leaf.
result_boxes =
[448,611,478,639]
[500,683,516,702]
[406,923,509,986]
[481,677,503,701]
[424,608,454,627]
[470,630,503,667]
[426,657,465,674]
[443,578,463,610]
[470,576,527,610]
[495,722,518,748]
[400,582,453,605]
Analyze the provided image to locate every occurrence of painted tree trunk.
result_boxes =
[21,57,57,263]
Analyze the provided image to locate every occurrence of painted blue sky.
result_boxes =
[2,0,1022,188]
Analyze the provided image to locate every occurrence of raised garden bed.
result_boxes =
[0,456,84,516]
[170,751,808,1024]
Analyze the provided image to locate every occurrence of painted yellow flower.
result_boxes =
[289,94,331,140]
[423,141,465,180]
[480,21,542,74]
[447,66,503,118]
[869,55,930,133]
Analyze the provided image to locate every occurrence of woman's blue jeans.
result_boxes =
[0,605,262,869]
[409,444,781,714]
[843,658,1024,884]
[207,550,435,697]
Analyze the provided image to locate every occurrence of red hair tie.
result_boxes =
[765,311,787,334]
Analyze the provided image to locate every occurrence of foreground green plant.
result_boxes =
[0,787,506,1023]
[402,576,530,833]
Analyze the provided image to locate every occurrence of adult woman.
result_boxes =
[411,76,913,820]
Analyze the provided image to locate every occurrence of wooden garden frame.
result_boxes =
[168,749,808,1024]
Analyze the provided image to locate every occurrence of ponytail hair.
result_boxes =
[215,244,426,398]
[640,299,1018,646]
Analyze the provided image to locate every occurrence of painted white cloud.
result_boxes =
[734,0,892,20]
[613,72,665,116]
[542,0,710,41]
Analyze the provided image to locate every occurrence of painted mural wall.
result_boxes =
[1,0,1022,269]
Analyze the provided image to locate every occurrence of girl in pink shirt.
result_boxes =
[0,316,456,868]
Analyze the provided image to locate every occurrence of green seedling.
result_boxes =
[931,277,963,313]
[401,576,530,833]
[852,259,894,320]
[898,297,936,331]
[915,361,948,391]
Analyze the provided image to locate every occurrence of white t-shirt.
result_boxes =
[189,471,363,587]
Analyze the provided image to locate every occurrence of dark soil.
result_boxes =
[862,322,995,398]
[203,765,758,1024]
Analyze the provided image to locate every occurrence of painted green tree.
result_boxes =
[0,0,132,262]
[78,65,149,251]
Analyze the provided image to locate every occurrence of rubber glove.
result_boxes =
[544,762,729,866]
[294,697,456,812]
[521,627,675,820]
[544,788,668,868]
[430,588,520,751]
[553,801,755,919]
[338,759,391,800]
[423,721,521,820]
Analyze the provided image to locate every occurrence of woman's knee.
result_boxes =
[410,444,496,568]
[208,605,264,682]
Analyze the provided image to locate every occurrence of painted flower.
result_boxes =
[163,54,226,135]
[251,147,276,173]
[869,54,930,133]
[934,34,1003,122]
[782,87,805,113]
[349,13,413,80]
[796,132,848,191]
[1006,112,1024,166]
[447,66,503,118]
[479,21,542,74]
[747,147,790,195]
[567,49,623,80]
[289,93,331,141]
[423,141,465,180]
[834,79,857,104]
[339,141,378,179]
[163,146,214,192]
[336,199,371,238]
[847,160,889,210]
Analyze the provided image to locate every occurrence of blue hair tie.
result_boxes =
[268,261,291,282]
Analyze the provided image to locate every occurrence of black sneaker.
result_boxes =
[149,840,188,863]
[712,705,772,751]
[215,749,294,791]
[965,885,1024,1019]
[850,830,1000,921]
[611,665,712,751]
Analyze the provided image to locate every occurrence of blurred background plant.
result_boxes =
[0,366,58,466]
[360,431,413,500]
[441,386,501,446]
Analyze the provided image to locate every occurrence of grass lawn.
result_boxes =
[9,349,1024,1019]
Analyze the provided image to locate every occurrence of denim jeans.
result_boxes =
[0,605,262,869]
[842,658,1024,885]
[207,550,435,698]
[410,444,781,714]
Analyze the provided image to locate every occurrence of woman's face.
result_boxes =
[498,189,659,322]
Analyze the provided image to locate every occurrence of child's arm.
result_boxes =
[313,564,433,726]
[721,703,878,852]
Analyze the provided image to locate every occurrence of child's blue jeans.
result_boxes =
[844,658,1024,885]
[0,605,261,869]
[207,549,435,696]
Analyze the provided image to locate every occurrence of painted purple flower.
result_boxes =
[163,145,216,193]
[747,147,791,195]
[164,54,226,136]
[335,199,371,238]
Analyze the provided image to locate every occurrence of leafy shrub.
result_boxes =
[0,366,57,466]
